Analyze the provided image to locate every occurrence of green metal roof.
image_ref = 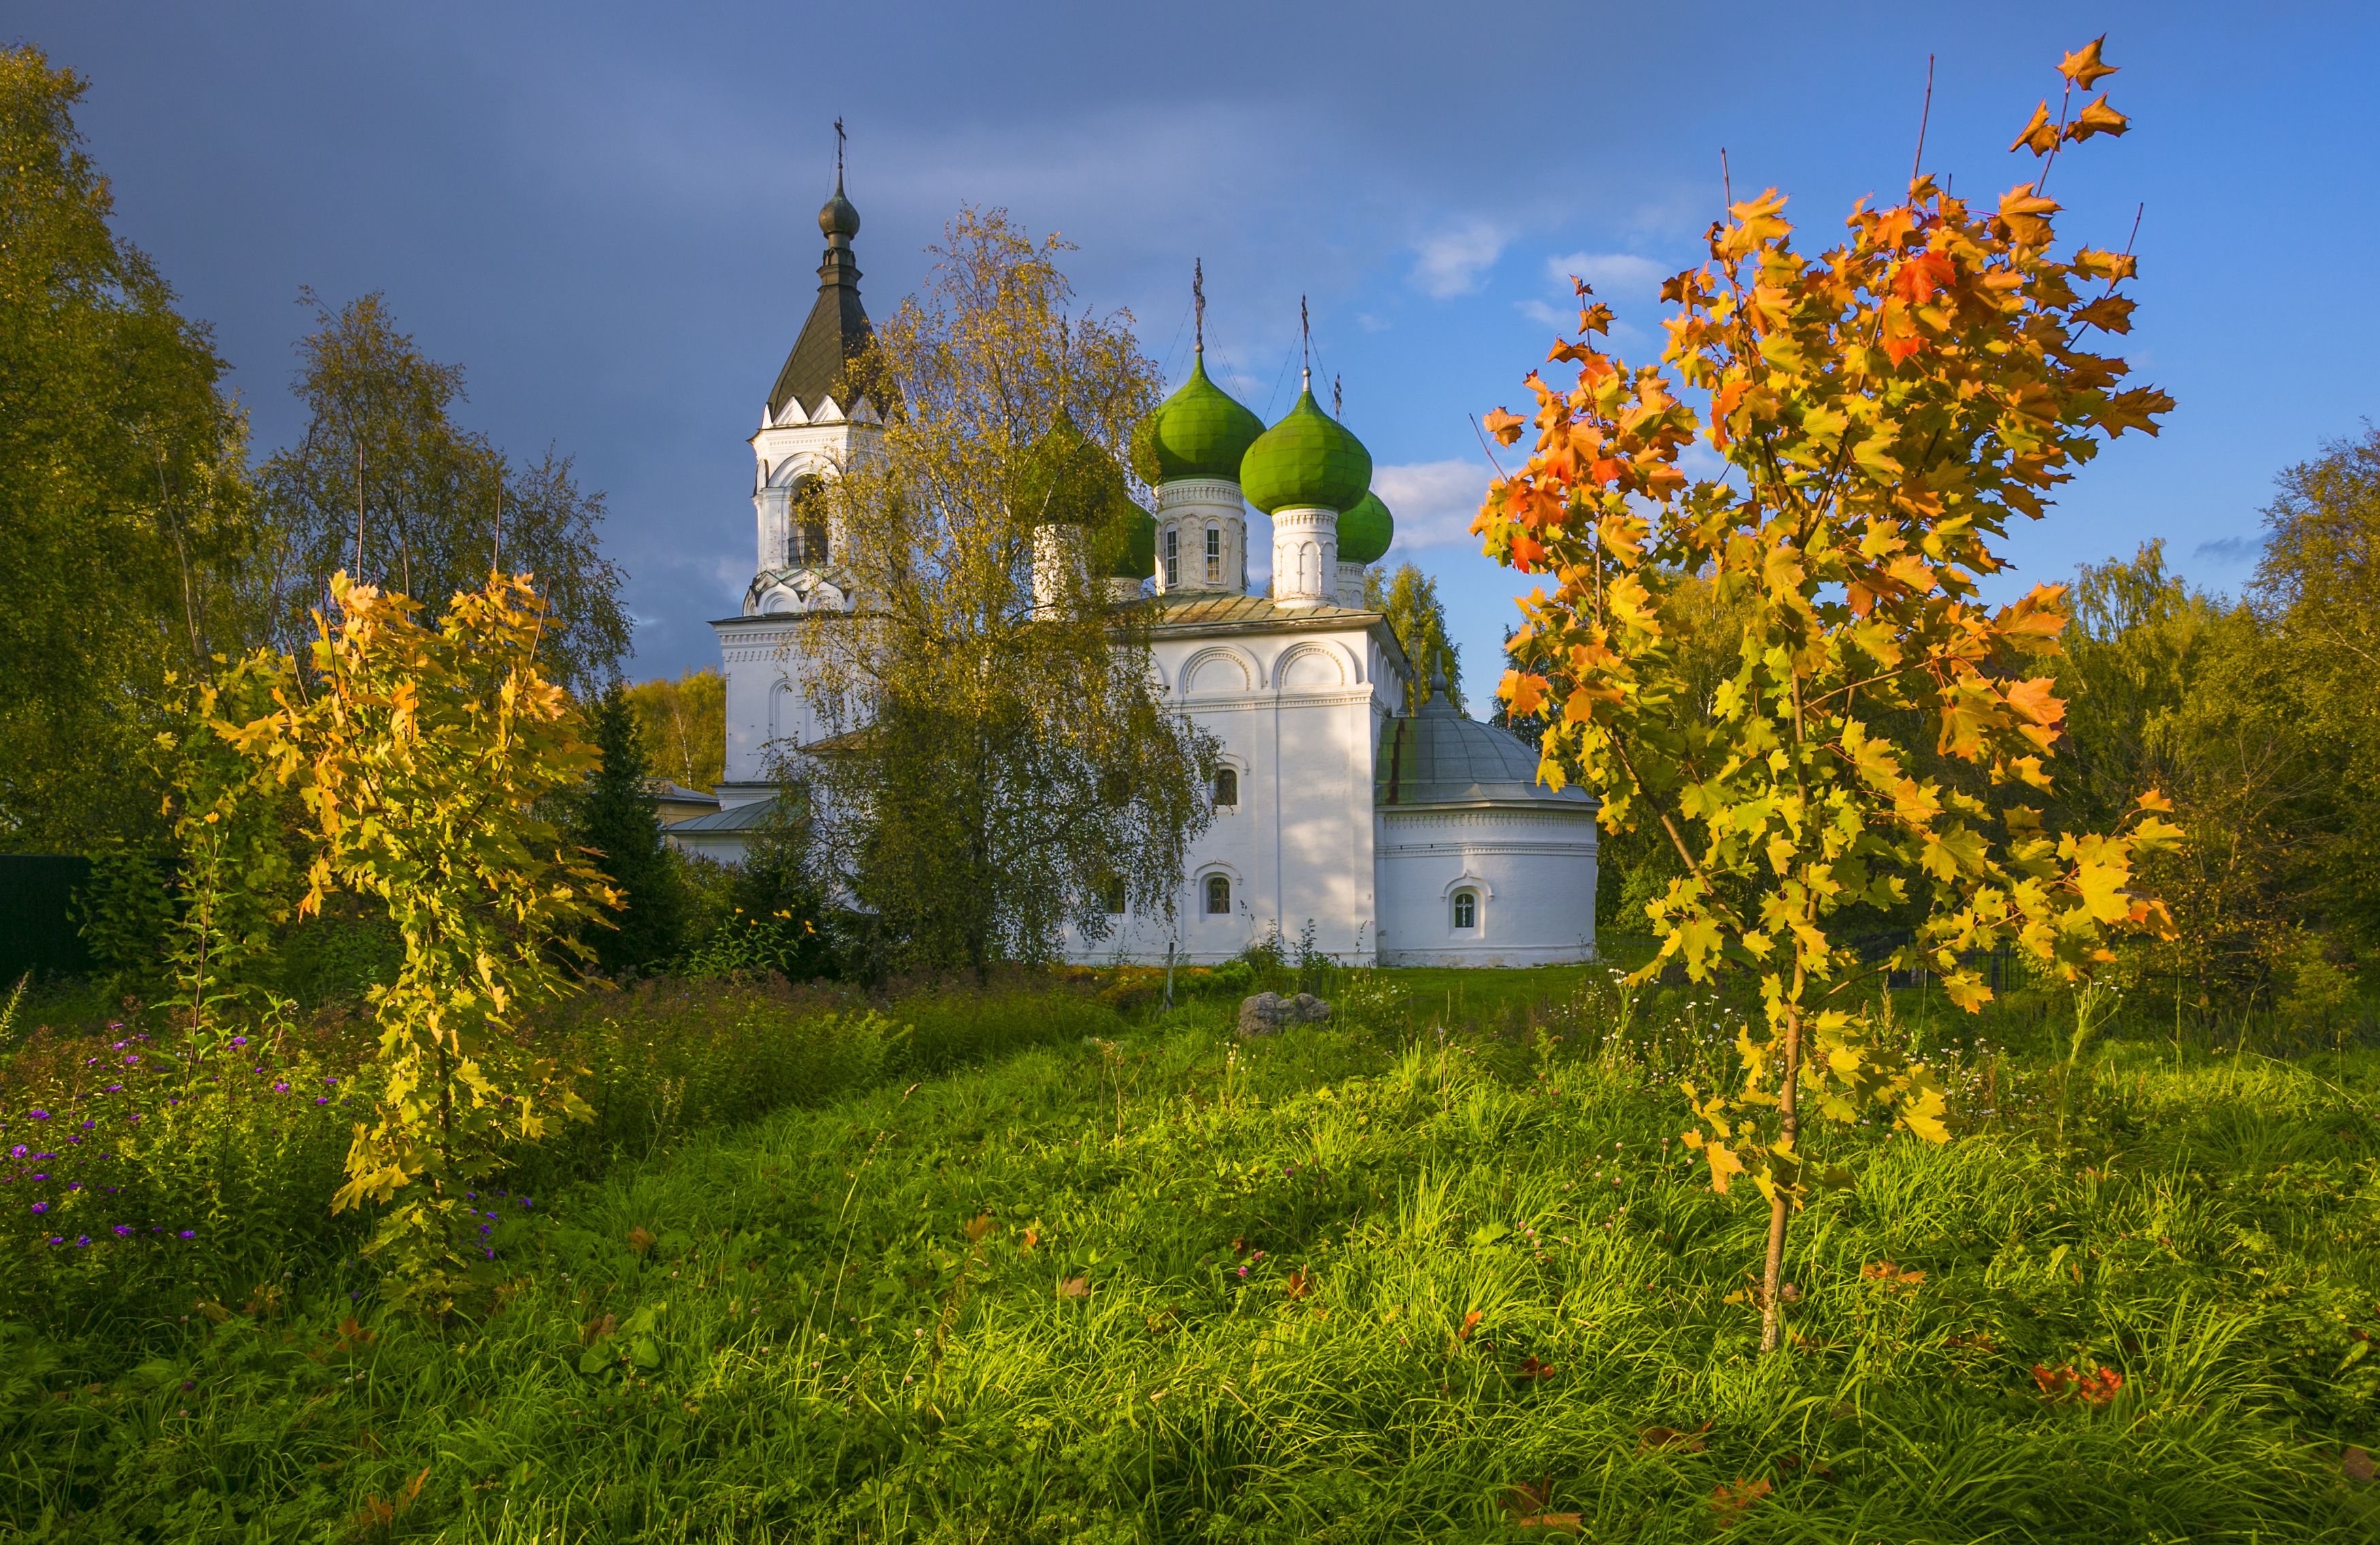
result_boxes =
[1139,351,1265,483]
[1240,378,1371,515]
[1338,490,1395,564]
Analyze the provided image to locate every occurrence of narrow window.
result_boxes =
[1212,766,1238,807]
[1452,889,1478,930]
[1205,526,1222,583]
[1205,875,1231,915]
[1164,528,1179,588]
[790,481,830,566]
[1100,877,1126,915]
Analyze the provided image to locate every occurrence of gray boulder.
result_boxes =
[1237,991,1331,1038]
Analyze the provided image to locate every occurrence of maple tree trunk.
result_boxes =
[1759,1002,1803,1355]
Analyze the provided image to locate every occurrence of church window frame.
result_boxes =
[1204,873,1231,916]
[1204,526,1222,583]
[1212,766,1238,808]
[1163,528,1179,588]
[1451,888,1480,932]
[789,477,830,568]
[1098,875,1127,915]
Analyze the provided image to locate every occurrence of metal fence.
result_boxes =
[0,854,92,983]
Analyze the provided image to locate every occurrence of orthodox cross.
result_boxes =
[1333,373,1342,418]
[1299,294,1310,375]
[1193,258,1206,352]
[834,117,845,181]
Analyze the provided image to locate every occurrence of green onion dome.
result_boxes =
[1139,351,1265,483]
[1239,373,1372,515]
[1015,407,1125,528]
[1338,490,1394,564]
[1103,504,1157,580]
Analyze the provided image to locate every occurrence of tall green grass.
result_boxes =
[7,989,2373,1542]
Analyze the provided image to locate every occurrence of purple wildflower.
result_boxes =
[30,1202,46,1214]
[74,1236,89,1246]
[29,1110,50,1121]
[180,1230,194,1240]
[230,1036,248,1047]
[273,1082,289,1093]
[8,1145,22,1157]
[112,1225,132,1238]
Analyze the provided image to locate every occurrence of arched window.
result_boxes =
[1204,875,1231,915]
[1452,889,1478,931]
[1204,526,1222,583]
[1163,528,1180,588]
[1212,766,1238,807]
[789,480,830,566]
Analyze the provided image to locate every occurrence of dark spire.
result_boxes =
[1193,258,1205,354]
[767,128,872,422]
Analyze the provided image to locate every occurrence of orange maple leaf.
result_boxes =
[1484,408,1527,446]
[1501,670,1550,720]
[1710,1476,1772,1524]
[2066,95,2129,143]
[2009,101,2060,157]
[2059,35,2119,90]
[1997,186,2061,247]
[2003,677,2065,728]
[2073,294,2136,333]
[1890,250,1957,304]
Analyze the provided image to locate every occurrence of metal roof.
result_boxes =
[1375,687,1595,811]
[766,183,873,422]
[1140,591,1384,634]
[664,798,785,834]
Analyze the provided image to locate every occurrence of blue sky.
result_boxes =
[23,1,2379,705]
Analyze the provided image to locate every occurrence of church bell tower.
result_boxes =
[744,125,880,617]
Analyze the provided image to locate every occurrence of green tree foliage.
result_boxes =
[1362,562,1463,715]
[622,668,726,792]
[258,292,630,696]
[2054,544,2323,1011]
[571,685,687,976]
[2254,425,2380,952]
[802,210,1214,978]
[0,46,261,849]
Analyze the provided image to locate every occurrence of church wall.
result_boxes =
[714,616,813,794]
[1064,620,1395,966]
[1376,806,1599,966]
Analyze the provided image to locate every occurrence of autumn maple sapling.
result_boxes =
[1474,38,2181,1353]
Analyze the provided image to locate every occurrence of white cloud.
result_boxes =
[1374,459,1495,550]
[1409,220,1508,299]
[1515,297,1569,330]
[1543,250,1669,298]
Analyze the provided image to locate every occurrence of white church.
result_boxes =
[668,173,1597,966]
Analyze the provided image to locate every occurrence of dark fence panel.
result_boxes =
[0,854,93,983]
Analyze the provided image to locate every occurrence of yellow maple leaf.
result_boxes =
[2008,100,2060,157]
[2058,35,2119,90]
[2066,95,2129,143]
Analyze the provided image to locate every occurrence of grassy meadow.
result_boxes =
[3,968,2378,1542]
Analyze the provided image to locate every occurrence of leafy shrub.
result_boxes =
[0,1012,373,1326]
